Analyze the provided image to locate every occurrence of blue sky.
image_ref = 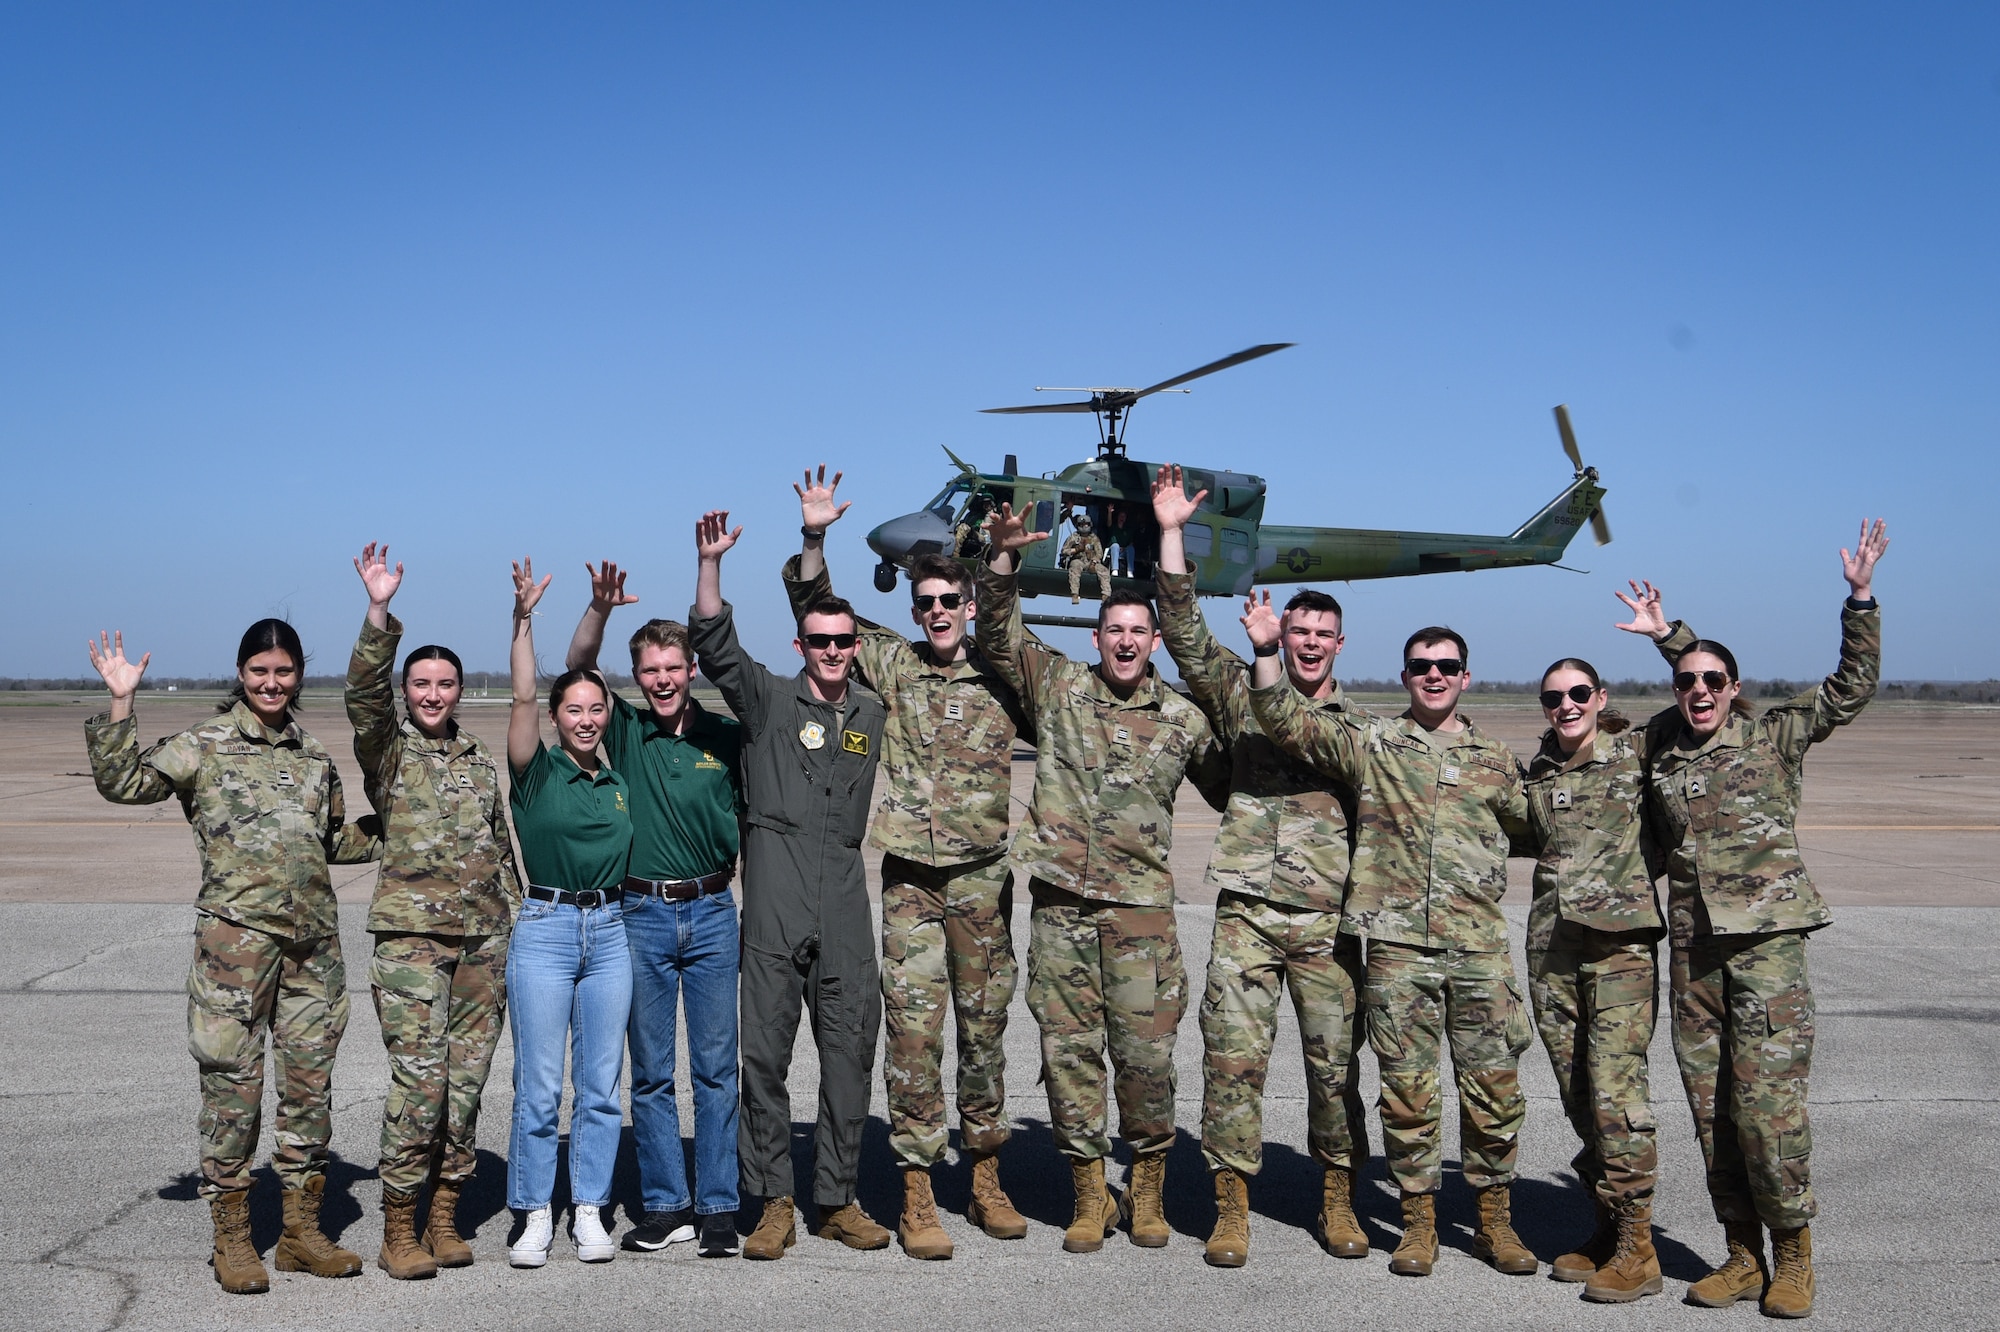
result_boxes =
[4,3,1994,685]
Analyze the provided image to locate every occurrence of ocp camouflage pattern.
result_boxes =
[1519,728,1663,952]
[370,931,508,1192]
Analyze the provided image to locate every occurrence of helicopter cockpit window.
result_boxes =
[925,482,969,516]
[1184,522,1214,558]
[1222,527,1251,565]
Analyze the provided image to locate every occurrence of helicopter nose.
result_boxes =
[866,510,952,561]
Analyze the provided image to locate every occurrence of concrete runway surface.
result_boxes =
[2,693,1996,1329]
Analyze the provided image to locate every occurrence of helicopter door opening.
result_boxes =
[1057,497,1159,581]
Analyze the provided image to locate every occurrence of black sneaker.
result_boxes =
[698,1212,740,1257]
[621,1208,696,1252]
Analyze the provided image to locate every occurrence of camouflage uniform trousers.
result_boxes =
[370,931,509,1194]
[1068,560,1111,602]
[1199,891,1368,1175]
[1527,923,1659,1207]
[881,852,1018,1168]
[186,912,350,1198]
[1365,940,1532,1194]
[1027,878,1185,1160]
[1671,929,1817,1229]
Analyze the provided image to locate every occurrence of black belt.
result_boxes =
[524,884,623,908]
[623,868,734,901]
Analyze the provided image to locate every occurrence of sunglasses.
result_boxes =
[1540,684,1599,710]
[801,633,858,650]
[912,593,965,612]
[1405,657,1465,677]
[1674,670,1732,693]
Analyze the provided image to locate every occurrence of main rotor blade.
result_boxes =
[1591,506,1613,546]
[979,401,1100,414]
[1553,403,1584,471]
[1135,342,1295,399]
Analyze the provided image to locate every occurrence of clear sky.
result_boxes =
[4,4,1994,686]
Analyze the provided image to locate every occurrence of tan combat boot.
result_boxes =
[1582,1200,1663,1303]
[1127,1151,1170,1248]
[1763,1225,1815,1318]
[1686,1218,1768,1308]
[1471,1183,1539,1275]
[1551,1194,1616,1282]
[816,1200,892,1250]
[377,1186,438,1280]
[1318,1166,1369,1258]
[1389,1192,1438,1276]
[898,1167,953,1260]
[965,1151,1028,1240]
[422,1179,474,1268]
[1204,1169,1250,1268]
[743,1196,797,1260]
[1062,1157,1123,1253]
[208,1190,269,1295]
[273,1174,363,1277]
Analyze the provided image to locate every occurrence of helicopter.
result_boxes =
[865,344,1612,628]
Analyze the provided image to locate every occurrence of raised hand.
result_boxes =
[697,510,743,562]
[585,560,640,611]
[985,502,1050,555]
[795,464,852,532]
[1241,590,1281,650]
[511,557,551,619]
[354,541,404,606]
[1150,464,1208,531]
[1841,518,1890,600]
[86,630,150,700]
[1613,579,1671,641]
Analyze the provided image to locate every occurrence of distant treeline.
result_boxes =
[8,674,1996,702]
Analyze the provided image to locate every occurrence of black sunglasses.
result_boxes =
[1673,669,1732,693]
[1405,657,1465,677]
[912,593,965,612]
[1540,684,1599,710]
[802,633,858,650]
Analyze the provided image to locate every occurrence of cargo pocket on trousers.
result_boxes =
[1758,986,1814,1079]
[1593,968,1658,1055]
[1502,979,1533,1057]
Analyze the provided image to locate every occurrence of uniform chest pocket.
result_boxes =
[1111,713,1193,801]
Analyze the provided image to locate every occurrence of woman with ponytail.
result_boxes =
[1615,519,1889,1318]
[1516,653,1667,1303]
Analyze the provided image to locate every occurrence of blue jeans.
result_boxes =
[623,889,741,1215]
[505,899,632,1211]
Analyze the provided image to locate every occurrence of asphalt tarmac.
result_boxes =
[3,694,1996,1329]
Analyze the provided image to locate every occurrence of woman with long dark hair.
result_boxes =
[501,558,634,1268]
[1619,520,1888,1318]
[345,543,522,1278]
[85,618,379,1294]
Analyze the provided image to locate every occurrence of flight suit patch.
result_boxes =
[800,722,827,750]
[842,730,869,755]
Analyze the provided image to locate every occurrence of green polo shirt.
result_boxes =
[508,742,633,893]
[602,693,744,881]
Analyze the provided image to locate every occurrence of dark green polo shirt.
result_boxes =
[508,742,632,893]
[602,693,744,881]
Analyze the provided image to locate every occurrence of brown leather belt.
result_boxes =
[622,867,735,902]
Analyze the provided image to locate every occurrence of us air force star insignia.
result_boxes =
[945,700,964,721]
[1552,789,1572,809]
[800,721,826,750]
[842,730,869,755]
[1441,765,1460,784]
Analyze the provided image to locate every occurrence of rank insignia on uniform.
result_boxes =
[1552,789,1572,809]
[1688,776,1707,798]
[800,722,827,750]
[457,773,475,788]
[276,769,296,787]
[1114,726,1131,745]
[1441,765,1460,784]
[842,730,869,755]
[945,701,964,721]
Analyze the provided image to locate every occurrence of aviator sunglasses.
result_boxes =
[1674,669,1732,693]
[912,593,965,612]
[1405,656,1465,677]
[1540,684,1599,710]
[801,633,858,649]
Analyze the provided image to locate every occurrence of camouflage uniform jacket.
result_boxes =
[1520,729,1664,953]
[346,615,520,936]
[783,555,1032,866]
[1249,682,1530,953]
[85,701,380,941]
[1642,601,1881,944]
[976,563,1230,908]
[1061,532,1105,567]
[1155,569,1357,912]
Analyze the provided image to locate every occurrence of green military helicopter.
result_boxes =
[865,343,1612,627]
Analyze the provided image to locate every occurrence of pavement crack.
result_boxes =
[34,1180,157,1331]
[20,925,186,992]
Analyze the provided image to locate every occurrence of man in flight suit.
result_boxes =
[688,508,891,1260]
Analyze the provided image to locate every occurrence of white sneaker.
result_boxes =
[572,1204,617,1262]
[509,1206,553,1268]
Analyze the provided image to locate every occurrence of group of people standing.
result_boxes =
[82,462,1886,1320]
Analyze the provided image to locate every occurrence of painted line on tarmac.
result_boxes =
[0,820,186,827]
[1799,824,2000,831]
